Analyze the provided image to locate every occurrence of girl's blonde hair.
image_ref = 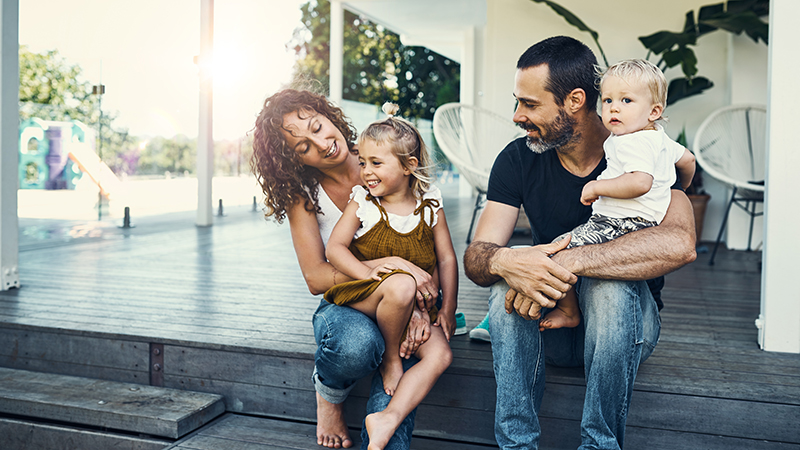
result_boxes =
[600,59,668,110]
[358,103,433,198]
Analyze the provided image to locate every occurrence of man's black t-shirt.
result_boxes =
[487,137,665,309]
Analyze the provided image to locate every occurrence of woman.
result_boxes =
[251,89,438,449]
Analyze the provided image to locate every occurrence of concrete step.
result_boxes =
[0,367,225,439]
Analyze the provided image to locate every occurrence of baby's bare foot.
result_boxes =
[539,308,581,331]
[365,411,398,450]
[316,392,353,448]
[379,359,404,396]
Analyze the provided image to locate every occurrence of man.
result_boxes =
[463,36,696,449]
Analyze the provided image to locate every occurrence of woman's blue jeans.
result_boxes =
[488,277,661,450]
[312,300,416,450]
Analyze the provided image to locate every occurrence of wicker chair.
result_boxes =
[692,104,767,265]
[433,103,524,243]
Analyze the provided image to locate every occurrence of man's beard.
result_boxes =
[519,108,577,154]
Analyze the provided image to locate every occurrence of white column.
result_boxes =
[0,0,19,291]
[329,0,343,106]
[196,0,214,227]
[458,27,477,198]
[759,0,800,353]
[459,27,476,106]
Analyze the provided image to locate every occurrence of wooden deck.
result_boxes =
[1,181,799,449]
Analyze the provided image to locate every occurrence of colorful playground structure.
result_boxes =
[18,118,120,198]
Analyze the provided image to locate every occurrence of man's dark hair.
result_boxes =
[517,36,599,112]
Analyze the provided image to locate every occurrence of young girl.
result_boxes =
[539,58,696,330]
[324,103,458,450]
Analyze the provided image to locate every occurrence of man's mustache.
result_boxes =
[517,121,539,132]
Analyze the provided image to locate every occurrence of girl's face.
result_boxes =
[600,75,662,136]
[358,139,416,199]
[281,108,349,169]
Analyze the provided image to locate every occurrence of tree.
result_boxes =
[137,136,196,176]
[287,0,459,120]
[19,45,136,171]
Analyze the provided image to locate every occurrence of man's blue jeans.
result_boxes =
[312,300,416,450]
[488,277,661,450]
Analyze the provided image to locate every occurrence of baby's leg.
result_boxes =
[365,327,452,450]
[539,287,582,331]
[348,274,417,396]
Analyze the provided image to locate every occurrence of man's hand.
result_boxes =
[399,307,431,359]
[492,237,577,310]
[504,288,545,320]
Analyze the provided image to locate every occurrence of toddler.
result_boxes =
[541,59,696,330]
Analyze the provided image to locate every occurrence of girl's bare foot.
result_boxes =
[379,359,404,396]
[316,392,353,448]
[539,308,580,331]
[365,410,400,450]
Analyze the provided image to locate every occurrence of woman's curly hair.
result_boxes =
[250,89,357,223]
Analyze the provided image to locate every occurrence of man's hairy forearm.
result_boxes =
[464,241,503,287]
[553,221,696,280]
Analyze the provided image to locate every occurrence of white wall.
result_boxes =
[480,0,768,244]
[760,0,800,353]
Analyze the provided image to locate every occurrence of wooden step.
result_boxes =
[166,413,497,450]
[0,416,171,450]
[0,367,225,439]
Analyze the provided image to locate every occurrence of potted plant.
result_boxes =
[676,128,711,241]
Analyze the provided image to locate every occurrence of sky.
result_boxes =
[20,0,307,140]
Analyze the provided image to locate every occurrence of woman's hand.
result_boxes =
[381,257,438,310]
[433,306,456,341]
[398,306,431,359]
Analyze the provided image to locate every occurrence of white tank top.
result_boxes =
[315,184,342,247]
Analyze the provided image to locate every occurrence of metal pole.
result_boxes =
[92,76,105,221]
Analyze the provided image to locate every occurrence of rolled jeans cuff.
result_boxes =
[313,365,354,404]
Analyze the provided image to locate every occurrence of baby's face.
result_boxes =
[600,75,660,136]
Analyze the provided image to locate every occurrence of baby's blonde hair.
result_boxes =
[600,59,667,109]
[358,103,433,198]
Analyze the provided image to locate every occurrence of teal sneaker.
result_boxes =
[469,313,490,342]
[454,312,467,335]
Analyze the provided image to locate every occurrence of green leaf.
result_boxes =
[639,29,697,55]
[676,127,688,148]
[531,0,596,39]
[701,11,768,44]
[727,0,769,17]
[697,3,723,35]
[663,47,699,78]
[666,76,714,106]
[662,47,698,78]
[529,0,608,66]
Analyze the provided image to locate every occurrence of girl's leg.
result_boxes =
[539,287,582,331]
[364,327,452,450]
[348,273,417,396]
